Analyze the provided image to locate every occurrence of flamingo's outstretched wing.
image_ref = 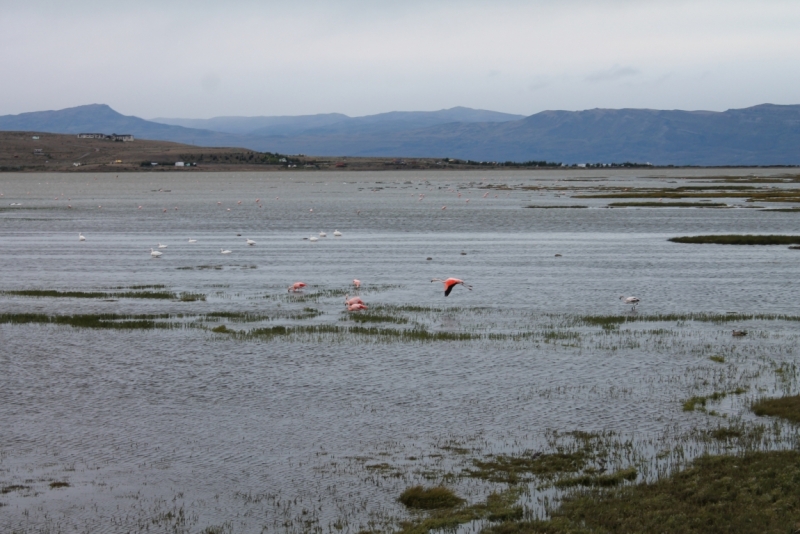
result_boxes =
[444,284,454,297]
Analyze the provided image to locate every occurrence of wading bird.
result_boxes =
[79,233,85,241]
[158,243,167,249]
[150,248,162,258]
[431,278,472,297]
[347,302,368,311]
[221,248,232,254]
[353,279,361,289]
[344,295,364,306]
[288,282,307,293]
[319,231,327,237]
[620,295,640,311]
[188,238,197,243]
[246,238,256,246]
[333,230,342,237]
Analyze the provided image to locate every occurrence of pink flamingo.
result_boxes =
[288,282,307,292]
[347,302,368,311]
[431,278,473,297]
[353,279,361,289]
[345,295,365,306]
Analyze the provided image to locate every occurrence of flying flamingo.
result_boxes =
[431,278,472,297]
[288,282,307,292]
[347,302,368,311]
[353,279,361,289]
[620,295,640,311]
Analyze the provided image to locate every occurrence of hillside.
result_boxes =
[2,103,799,165]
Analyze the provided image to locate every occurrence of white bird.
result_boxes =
[157,243,168,249]
[319,231,327,237]
[221,248,232,254]
[620,295,640,311]
[309,235,319,242]
[188,238,197,243]
[79,233,86,241]
[333,230,342,237]
[150,248,162,258]
[246,238,256,246]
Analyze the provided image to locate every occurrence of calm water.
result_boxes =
[1,169,799,533]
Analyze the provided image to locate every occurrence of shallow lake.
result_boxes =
[1,169,799,533]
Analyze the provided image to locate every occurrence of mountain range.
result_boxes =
[1,103,798,165]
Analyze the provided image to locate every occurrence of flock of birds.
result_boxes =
[77,231,648,311]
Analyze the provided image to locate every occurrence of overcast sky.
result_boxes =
[2,0,799,118]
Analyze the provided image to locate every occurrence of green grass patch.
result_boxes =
[669,234,800,245]
[399,486,464,510]
[483,451,800,534]
[751,395,800,423]
[709,355,726,363]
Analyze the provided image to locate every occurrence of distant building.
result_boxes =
[175,162,184,167]
[76,133,134,141]
[32,136,39,140]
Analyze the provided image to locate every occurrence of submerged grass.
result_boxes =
[396,487,523,534]
[483,451,800,534]
[682,388,747,412]
[468,451,590,483]
[751,395,800,423]
[0,312,180,330]
[669,234,800,245]
[554,467,637,489]
[575,312,800,326]
[2,289,179,299]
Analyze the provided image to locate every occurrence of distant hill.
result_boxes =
[151,107,524,136]
[0,104,250,148]
[2,103,799,165]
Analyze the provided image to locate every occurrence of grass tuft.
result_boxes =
[751,395,800,423]
[398,486,464,510]
[669,234,800,245]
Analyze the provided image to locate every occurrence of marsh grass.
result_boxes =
[347,313,409,324]
[554,467,637,488]
[49,481,70,489]
[751,395,800,423]
[468,451,590,483]
[575,187,800,203]
[683,388,747,412]
[0,312,180,330]
[399,486,464,510]
[2,289,178,299]
[669,235,800,245]
[524,205,588,209]
[709,355,726,363]
[607,202,728,208]
[396,487,522,534]
[483,451,800,534]
[574,312,800,326]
